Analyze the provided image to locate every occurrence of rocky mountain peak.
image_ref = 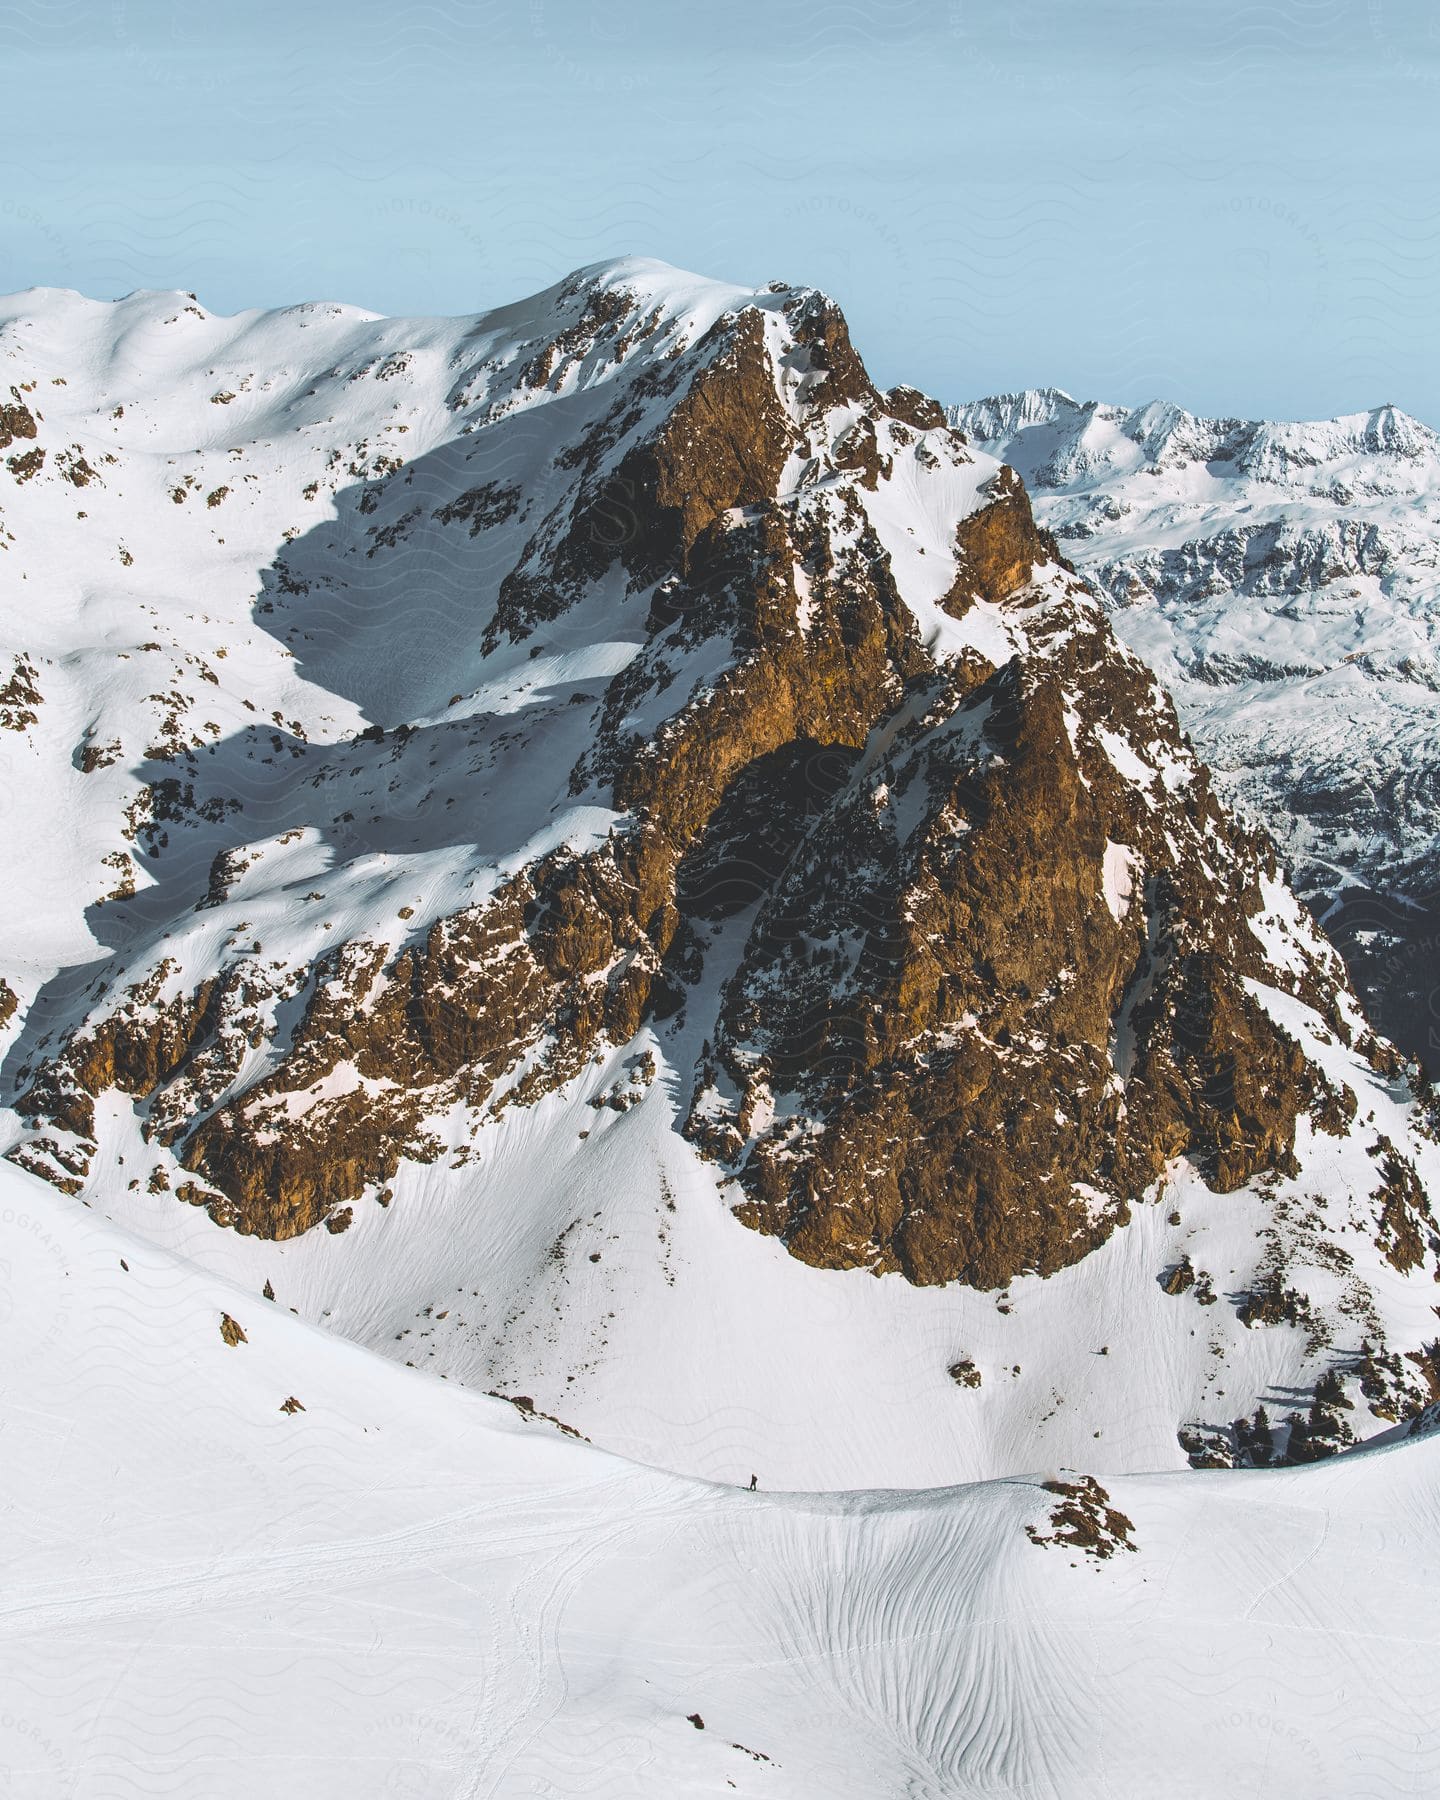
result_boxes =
[2,263,1439,1483]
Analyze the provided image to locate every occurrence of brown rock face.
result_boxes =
[0,653,43,732]
[884,385,948,432]
[8,271,1402,1284]
[947,465,1061,610]
[1026,1476,1137,1559]
[0,398,38,451]
[685,578,1346,1287]
[171,858,668,1236]
[615,308,800,571]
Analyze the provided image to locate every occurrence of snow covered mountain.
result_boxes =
[2,260,1440,1511]
[7,1149,1440,1799]
[949,388,1440,1062]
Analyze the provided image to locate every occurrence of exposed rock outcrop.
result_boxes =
[7,267,1429,1317]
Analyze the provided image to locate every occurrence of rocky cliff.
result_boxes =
[2,263,1438,1482]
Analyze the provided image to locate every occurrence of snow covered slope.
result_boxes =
[950,389,1440,1060]
[6,1155,1440,1799]
[3,262,1440,1500]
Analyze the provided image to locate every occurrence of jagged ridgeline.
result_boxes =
[4,260,1436,1311]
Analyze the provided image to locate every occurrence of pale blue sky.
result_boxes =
[5,0,1439,422]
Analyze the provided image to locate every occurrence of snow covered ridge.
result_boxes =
[11,1155,1440,1799]
[2,260,1440,1496]
[950,386,1440,1059]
